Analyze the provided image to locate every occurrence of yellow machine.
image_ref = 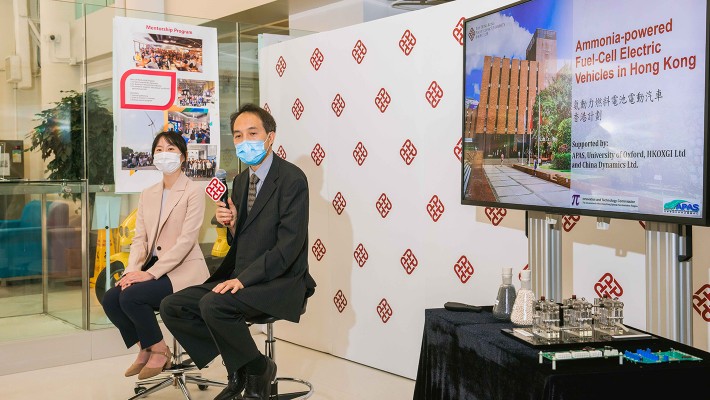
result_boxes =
[94,208,230,302]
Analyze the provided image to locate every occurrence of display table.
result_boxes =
[413,307,710,400]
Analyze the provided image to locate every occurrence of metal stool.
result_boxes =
[129,336,226,399]
[247,313,314,400]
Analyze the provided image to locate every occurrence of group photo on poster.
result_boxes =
[113,16,220,192]
[462,0,706,222]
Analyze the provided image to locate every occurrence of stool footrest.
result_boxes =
[270,377,314,400]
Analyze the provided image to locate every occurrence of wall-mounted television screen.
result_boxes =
[461,0,709,225]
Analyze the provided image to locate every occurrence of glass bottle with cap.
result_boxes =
[492,267,517,321]
[511,269,535,326]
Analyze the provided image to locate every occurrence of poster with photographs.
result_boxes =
[113,16,220,192]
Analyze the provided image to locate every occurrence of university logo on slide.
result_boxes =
[400,249,418,275]
[353,141,368,166]
[312,238,326,261]
[263,103,271,114]
[334,290,348,313]
[275,56,287,77]
[593,272,624,298]
[276,145,287,160]
[331,93,346,117]
[468,26,475,41]
[292,98,304,120]
[377,298,393,323]
[332,191,346,215]
[310,47,324,71]
[311,143,325,166]
[562,215,581,232]
[375,88,391,113]
[425,81,444,108]
[454,137,463,161]
[485,207,507,226]
[376,193,392,218]
[692,284,710,322]
[399,29,417,56]
[454,255,474,284]
[400,139,417,165]
[427,195,445,222]
[352,39,367,64]
[452,17,465,45]
[354,243,368,268]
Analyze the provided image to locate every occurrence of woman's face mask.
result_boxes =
[153,151,182,174]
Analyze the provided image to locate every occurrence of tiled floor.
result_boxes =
[0,332,416,399]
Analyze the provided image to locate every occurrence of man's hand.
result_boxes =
[216,197,237,228]
[213,278,244,294]
[118,271,155,289]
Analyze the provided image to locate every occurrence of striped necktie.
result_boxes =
[247,174,260,213]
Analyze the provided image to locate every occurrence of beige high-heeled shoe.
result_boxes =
[124,350,150,377]
[137,347,172,380]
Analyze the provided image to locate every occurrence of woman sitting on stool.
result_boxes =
[102,131,210,380]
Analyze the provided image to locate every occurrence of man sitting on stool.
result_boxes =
[160,104,316,400]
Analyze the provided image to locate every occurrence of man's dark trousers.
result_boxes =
[160,281,265,373]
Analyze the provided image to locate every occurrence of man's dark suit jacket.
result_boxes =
[207,154,316,323]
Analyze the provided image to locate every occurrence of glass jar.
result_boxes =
[510,269,534,326]
[492,267,517,321]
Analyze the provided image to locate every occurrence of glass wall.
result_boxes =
[0,0,313,343]
[0,0,242,341]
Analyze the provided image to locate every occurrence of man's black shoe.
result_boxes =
[214,369,246,400]
[243,357,277,400]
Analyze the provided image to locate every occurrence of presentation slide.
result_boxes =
[462,0,707,223]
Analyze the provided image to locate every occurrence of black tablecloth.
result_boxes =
[413,307,710,400]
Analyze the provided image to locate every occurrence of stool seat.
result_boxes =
[248,315,279,325]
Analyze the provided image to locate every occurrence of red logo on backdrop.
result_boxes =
[331,94,346,117]
[485,207,507,226]
[562,215,581,232]
[692,284,710,322]
[334,290,348,313]
[453,17,465,45]
[275,56,287,77]
[311,143,325,166]
[353,142,368,166]
[401,249,418,275]
[310,48,324,70]
[399,29,417,56]
[375,88,391,113]
[425,81,444,108]
[352,39,367,64]
[468,27,475,41]
[376,193,392,218]
[377,298,393,323]
[639,221,646,229]
[312,239,326,261]
[292,98,304,120]
[594,272,624,298]
[454,255,474,284]
[454,137,463,161]
[426,195,445,222]
[276,146,287,160]
[332,192,346,215]
[263,103,271,114]
[205,178,227,202]
[399,139,417,165]
[354,243,368,268]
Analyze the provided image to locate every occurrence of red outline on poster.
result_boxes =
[120,69,176,110]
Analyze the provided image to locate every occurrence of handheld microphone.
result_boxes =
[215,169,229,204]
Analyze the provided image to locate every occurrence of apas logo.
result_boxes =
[663,199,700,215]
